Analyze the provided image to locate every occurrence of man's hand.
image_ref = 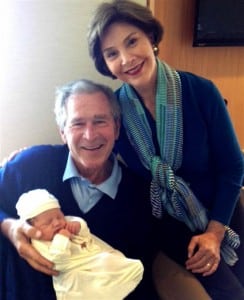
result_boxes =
[185,220,225,276]
[1,218,58,276]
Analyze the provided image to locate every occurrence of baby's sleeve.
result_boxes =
[49,234,71,256]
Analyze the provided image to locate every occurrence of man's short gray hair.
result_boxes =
[54,79,121,130]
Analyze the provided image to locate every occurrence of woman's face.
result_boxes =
[101,22,157,91]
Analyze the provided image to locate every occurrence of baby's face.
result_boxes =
[31,208,66,241]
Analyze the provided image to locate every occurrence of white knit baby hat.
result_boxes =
[16,189,60,220]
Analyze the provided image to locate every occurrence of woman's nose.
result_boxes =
[120,50,133,66]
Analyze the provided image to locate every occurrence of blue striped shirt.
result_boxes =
[63,153,122,213]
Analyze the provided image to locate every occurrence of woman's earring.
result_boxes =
[153,45,159,55]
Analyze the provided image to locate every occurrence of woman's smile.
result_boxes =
[124,61,144,76]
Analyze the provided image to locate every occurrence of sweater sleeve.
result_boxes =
[180,72,244,225]
[203,83,244,224]
[0,145,66,222]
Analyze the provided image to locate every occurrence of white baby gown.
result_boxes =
[32,216,144,300]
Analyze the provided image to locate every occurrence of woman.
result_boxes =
[87,1,244,299]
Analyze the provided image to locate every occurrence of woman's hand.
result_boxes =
[0,148,26,167]
[1,218,58,276]
[185,220,225,276]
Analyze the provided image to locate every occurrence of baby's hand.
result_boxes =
[58,229,72,239]
[65,221,81,235]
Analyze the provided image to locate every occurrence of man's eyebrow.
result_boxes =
[94,114,109,119]
[69,114,110,122]
[69,117,84,123]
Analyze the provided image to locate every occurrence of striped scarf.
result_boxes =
[118,59,240,266]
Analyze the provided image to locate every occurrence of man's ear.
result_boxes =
[59,129,67,144]
[115,119,121,140]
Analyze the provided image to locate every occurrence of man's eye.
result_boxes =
[71,122,84,128]
[94,120,106,125]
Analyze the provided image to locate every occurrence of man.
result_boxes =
[0,79,157,299]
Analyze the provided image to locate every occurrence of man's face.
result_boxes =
[61,92,120,183]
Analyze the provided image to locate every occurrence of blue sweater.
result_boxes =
[115,71,244,226]
[0,145,157,300]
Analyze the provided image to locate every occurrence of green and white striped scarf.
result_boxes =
[118,58,240,266]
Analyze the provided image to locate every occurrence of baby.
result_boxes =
[16,189,144,300]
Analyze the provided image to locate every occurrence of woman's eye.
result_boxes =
[127,37,137,47]
[104,50,117,59]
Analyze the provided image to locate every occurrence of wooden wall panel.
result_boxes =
[149,0,244,148]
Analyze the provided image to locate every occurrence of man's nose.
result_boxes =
[83,124,96,140]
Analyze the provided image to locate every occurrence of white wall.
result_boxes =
[0,0,146,160]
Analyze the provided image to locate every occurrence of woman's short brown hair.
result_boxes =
[87,0,164,79]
